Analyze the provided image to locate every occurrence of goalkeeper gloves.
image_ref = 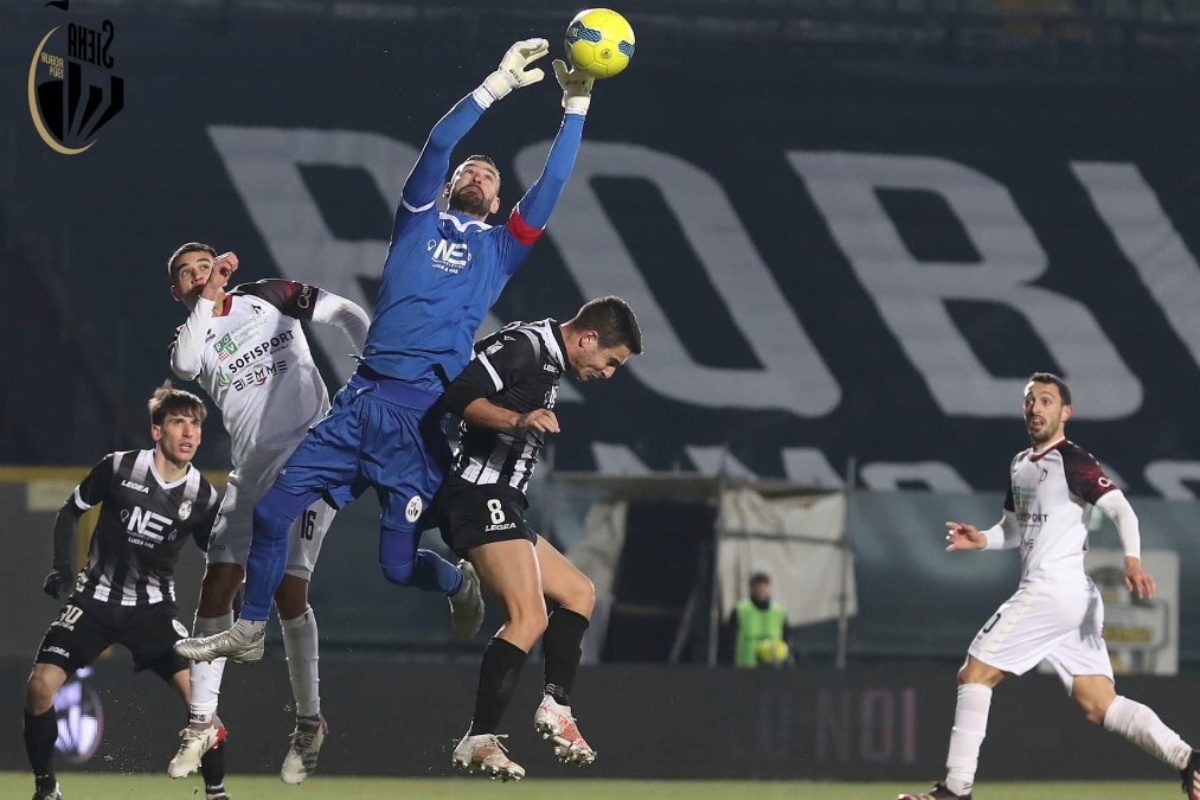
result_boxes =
[553,59,593,115]
[43,566,73,599]
[479,38,550,104]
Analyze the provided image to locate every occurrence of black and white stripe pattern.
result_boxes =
[452,319,566,495]
[73,449,219,607]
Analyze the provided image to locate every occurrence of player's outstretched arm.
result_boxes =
[398,39,550,215]
[311,289,371,354]
[499,60,590,261]
[944,521,988,552]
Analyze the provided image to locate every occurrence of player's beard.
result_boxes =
[448,186,491,218]
[1027,415,1057,445]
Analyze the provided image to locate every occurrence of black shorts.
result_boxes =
[436,483,535,558]
[35,595,189,680]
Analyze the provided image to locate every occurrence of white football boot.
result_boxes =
[174,619,265,664]
[452,733,525,782]
[534,694,596,765]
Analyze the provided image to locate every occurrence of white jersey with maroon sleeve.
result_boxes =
[1004,438,1118,583]
[170,279,331,468]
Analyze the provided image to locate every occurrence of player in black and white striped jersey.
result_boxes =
[435,296,641,781]
[23,382,226,800]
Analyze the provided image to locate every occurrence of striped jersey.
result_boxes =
[68,449,219,606]
[1003,438,1117,583]
[448,319,567,495]
[170,280,331,467]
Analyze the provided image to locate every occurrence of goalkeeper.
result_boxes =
[177,39,598,665]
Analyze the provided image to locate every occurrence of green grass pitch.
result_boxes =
[0,773,1185,799]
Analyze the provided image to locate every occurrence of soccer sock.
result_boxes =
[418,548,464,594]
[469,638,529,736]
[379,525,462,594]
[281,605,321,719]
[245,487,315,621]
[23,708,57,778]
[199,733,227,793]
[543,608,589,706]
[1103,695,1194,770]
[189,613,233,726]
[945,683,992,797]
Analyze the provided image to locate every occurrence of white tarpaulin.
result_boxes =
[718,488,854,626]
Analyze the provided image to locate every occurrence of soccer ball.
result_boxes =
[757,638,790,666]
[565,8,635,79]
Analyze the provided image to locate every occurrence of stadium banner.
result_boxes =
[4,6,1200,504]
[1,655,1198,780]
[6,479,1200,662]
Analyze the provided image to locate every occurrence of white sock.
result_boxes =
[189,613,233,726]
[281,606,321,719]
[235,617,267,636]
[1104,695,1193,770]
[945,683,992,796]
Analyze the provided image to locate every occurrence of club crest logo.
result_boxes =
[405,495,423,523]
[177,500,192,521]
[27,3,126,155]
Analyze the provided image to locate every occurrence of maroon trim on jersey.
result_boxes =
[1028,438,1067,462]
[506,208,542,246]
[231,279,318,321]
[1060,441,1117,505]
[220,294,234,317]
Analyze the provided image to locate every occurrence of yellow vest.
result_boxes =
[735,599,786,668]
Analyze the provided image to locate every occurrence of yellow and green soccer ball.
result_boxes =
[757,638,790,666]
[565,8,635,79]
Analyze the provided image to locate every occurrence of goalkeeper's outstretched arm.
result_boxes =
[399,39,551,212]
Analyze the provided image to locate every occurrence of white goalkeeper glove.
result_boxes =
[478,38,550,105]
[553,59,594,115]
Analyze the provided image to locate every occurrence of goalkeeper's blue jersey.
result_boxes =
[361,94,585,394]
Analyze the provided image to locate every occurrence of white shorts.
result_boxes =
[206,447,334,579]
[968,577,1113,693]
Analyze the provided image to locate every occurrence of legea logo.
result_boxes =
[27,1,125,155]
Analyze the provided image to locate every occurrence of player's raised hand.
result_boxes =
[1123,556,1157,600]
[514,408,560,434]
[199,251,238,302]
[482,38,550,102]
[214,251,239,278]
[42,566,73,599]
[945,521,986,552]
[552,58,593,114]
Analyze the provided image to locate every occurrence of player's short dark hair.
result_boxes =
[167,242,217,284]
[1026,371,1071,405]
[455,154,500,179]
[749,572,771,587]
[573,296,643,354]
[148,380,207,425]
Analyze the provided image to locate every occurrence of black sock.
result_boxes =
[24,708,57,779]
[543,608,589,706]
[200,735,226,792]
[469,637,528,735]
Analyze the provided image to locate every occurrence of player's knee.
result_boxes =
[275,576,310,619]
[381,561,416,586]
[509,602,549,641]
[567,574,596,618]
[1074,692,1111,726]
[1079,698,1108,726]
[254,489,303,539]
[25,672,57,713]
